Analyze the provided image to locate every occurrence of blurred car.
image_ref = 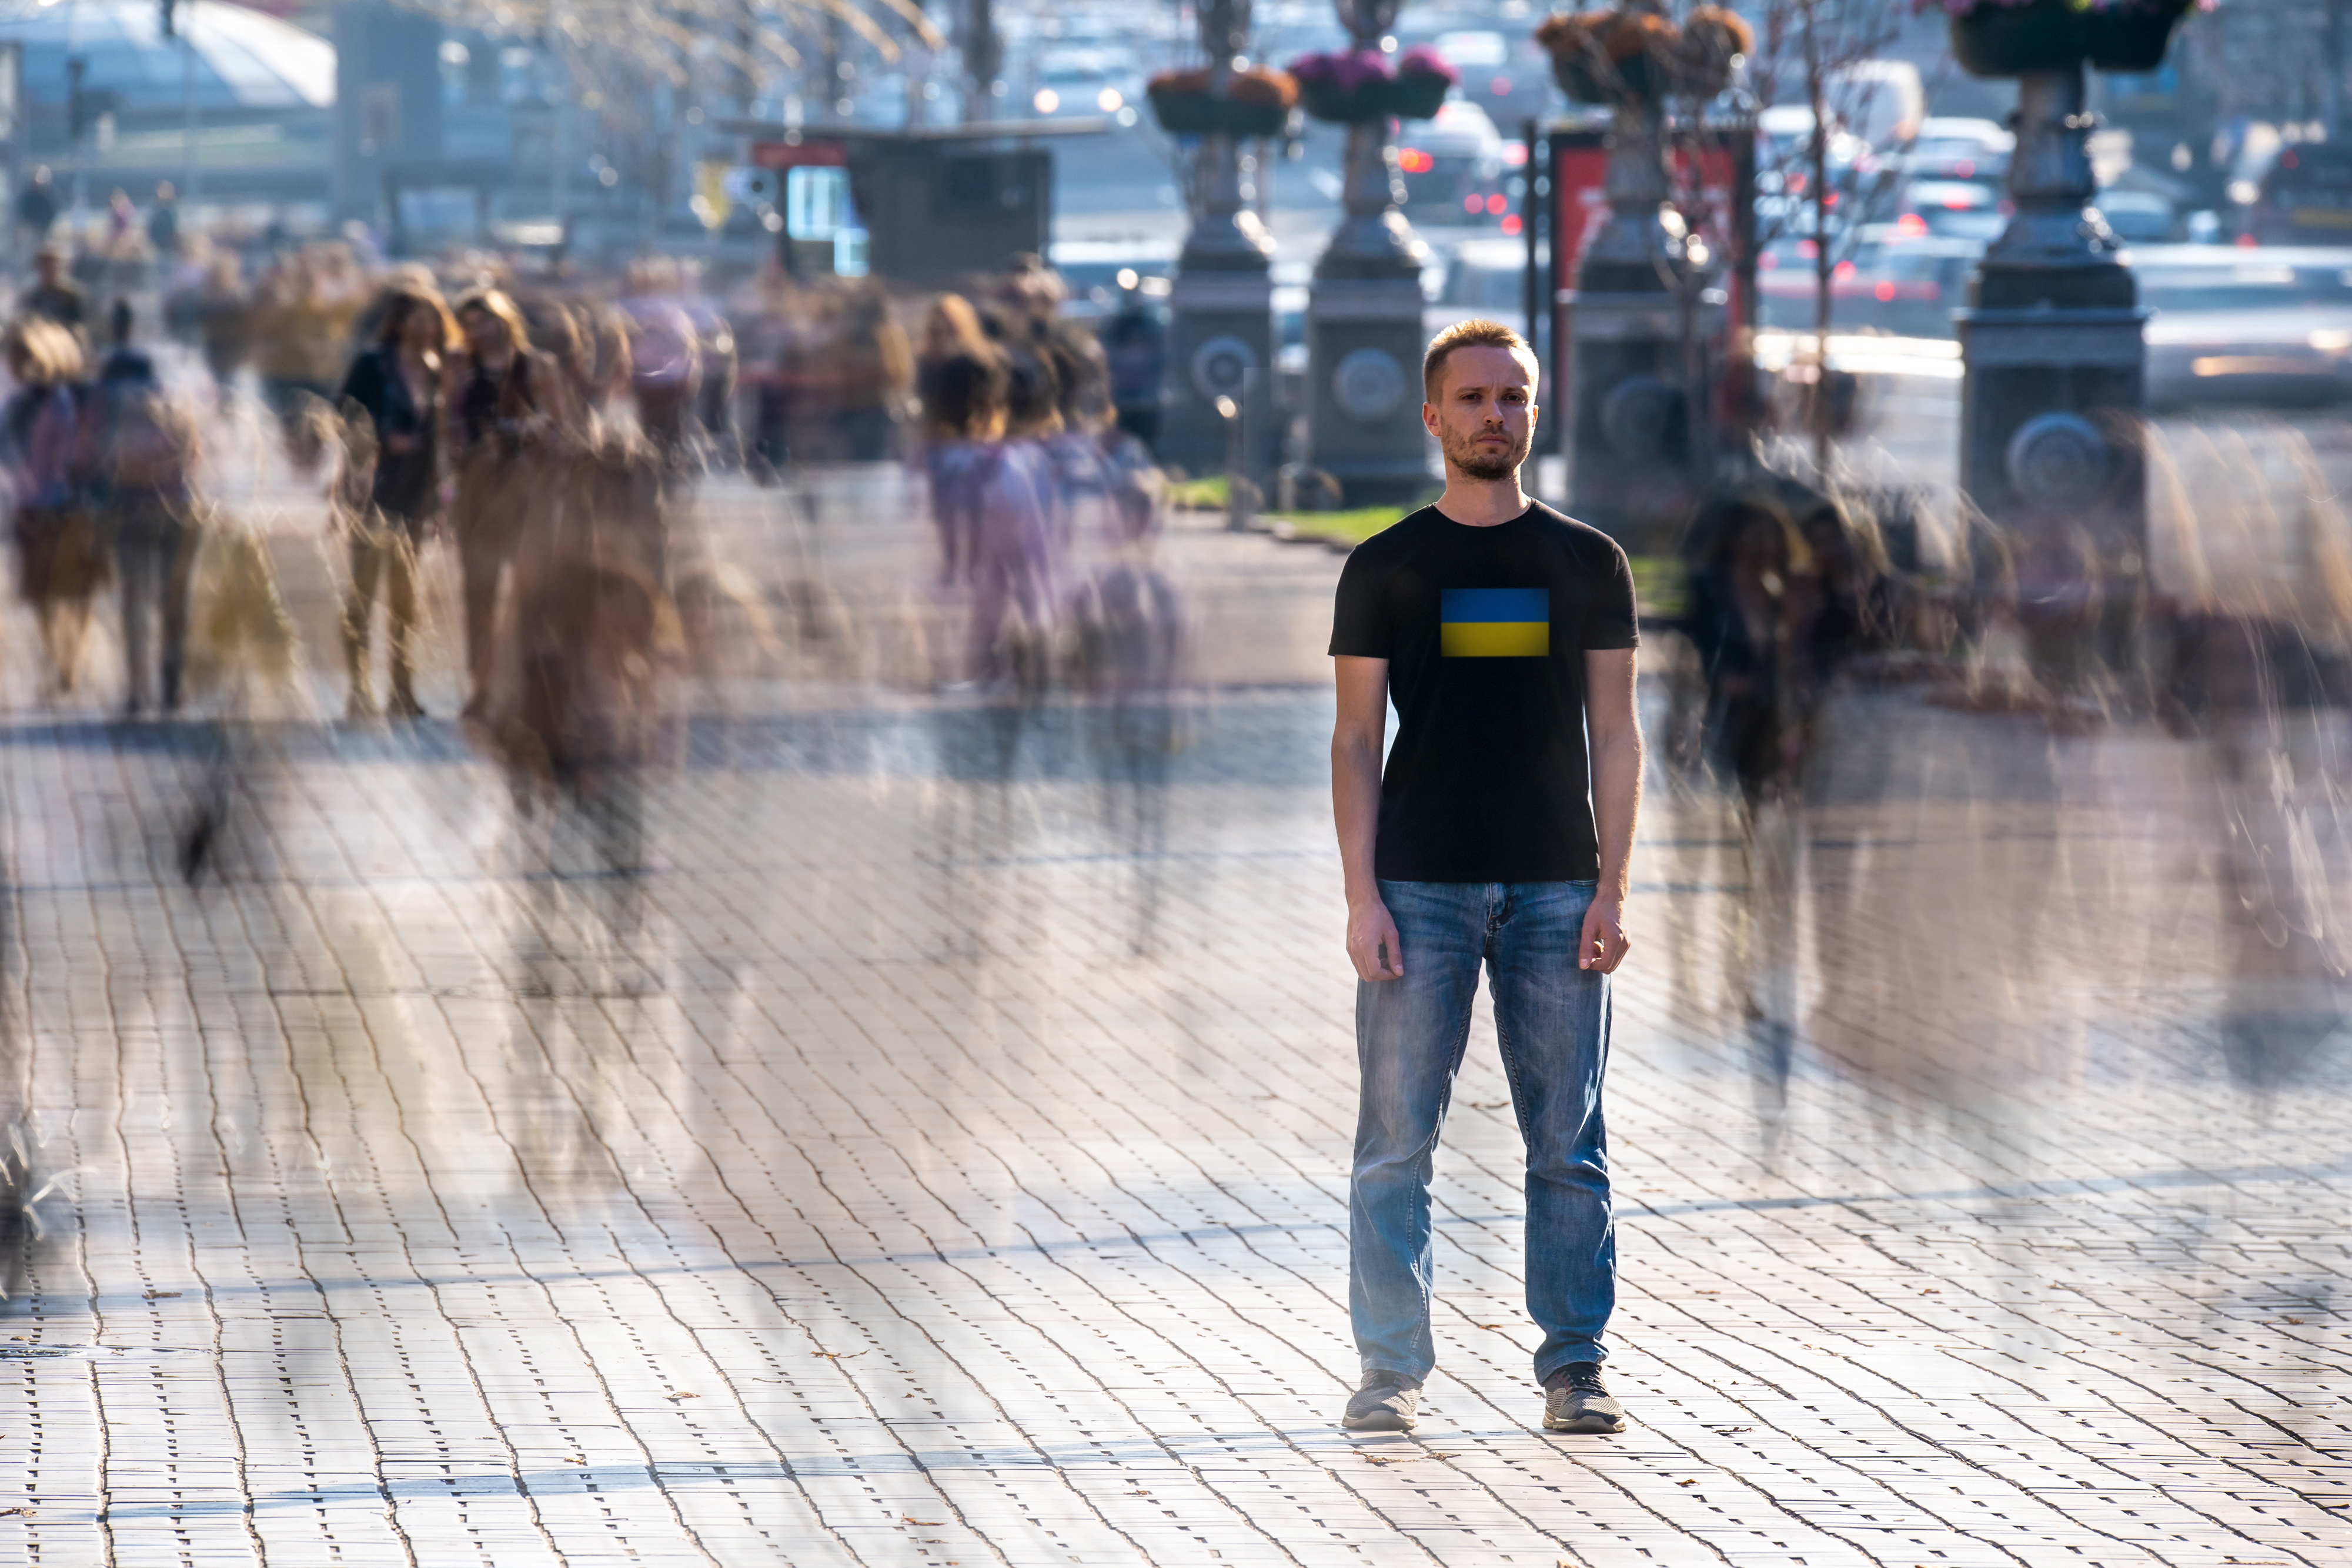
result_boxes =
[1895,179,2008,242]
[1755,104,1880,234]
[1029,46,1138,116]
[1757,228,1978,339]
[2093,188,2177,245]
[1398,102,1512,228]
[1825,60,1925,151]
[1424,30,1545,128]
[2135,246,2352,407]
[1901,115,2013,189]
[1050,239,1178,320]
[1424,237,1530,340]
[2243,144,2352,245]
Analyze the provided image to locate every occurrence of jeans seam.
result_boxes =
[1409,999,1478,1372]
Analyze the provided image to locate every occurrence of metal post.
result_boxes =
[182,14,199,216]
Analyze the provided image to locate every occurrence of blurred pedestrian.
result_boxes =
[833,286,911,462]
[1,317,104,697]
[922,349,1006,599]
[1100,283,1167,450]
[148,182,181,262]
[21,247,88,343]
[916,295,997,581]
[445,288,548,718]
[965,343,1064,686]
[195,255,252,406]
[14,168,58,255]
[85,302,199,716]
[1327,320,1640,1439]
[337,286,457,720]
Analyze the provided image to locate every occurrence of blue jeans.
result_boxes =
[1351,879,1615,1386]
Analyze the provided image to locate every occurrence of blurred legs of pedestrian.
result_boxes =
[342,512,422,719]
[115,497,193,716]
[454,451,523,718]
[14,502,108,699]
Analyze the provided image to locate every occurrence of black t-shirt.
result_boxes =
[1329,500,1639,883]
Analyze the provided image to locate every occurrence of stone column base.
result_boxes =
[1307,276,1434,506]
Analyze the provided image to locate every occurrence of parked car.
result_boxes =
[1425,237,1530,340]
[1757,228,1979,339]
[2093,189,2177,245]
[2136,245,2352,407]
[1896,179,2008,242]
[1900,116,2013,190]
[1398,101,1513,228]
[1049,239,1179,320]
[2243,144,2352,245]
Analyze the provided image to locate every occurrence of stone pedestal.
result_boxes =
[1567,101,1715,555]
[1956,64,2146,686]
[1163,134,1277,482]
[1307,119,1432,504]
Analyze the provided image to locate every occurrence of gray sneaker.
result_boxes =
[1342,1369,1421,1432]
[1542,1362,1626,1433]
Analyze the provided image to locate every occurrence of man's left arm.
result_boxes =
[1581,647,1642,974]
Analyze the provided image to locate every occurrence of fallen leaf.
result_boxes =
[903,1516,943,1526]
[1695,1290,1720,1296]
[1920,1288,1940,1295]
[564,1457,586,1466]
[1677,1478,1699,1487]
[1476,1323,1506,1330]
[667,1392,699,1401]
[812,1349,867,1360]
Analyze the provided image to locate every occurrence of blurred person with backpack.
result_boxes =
[1,317,106,697]
[85,301,200,716]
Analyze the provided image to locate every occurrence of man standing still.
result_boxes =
[1328,320,1642,1436]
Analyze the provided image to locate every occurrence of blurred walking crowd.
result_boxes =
[0,219,1191,848]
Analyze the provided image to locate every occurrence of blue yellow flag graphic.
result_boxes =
[1441,588,1549,657]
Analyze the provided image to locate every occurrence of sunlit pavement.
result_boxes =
[0,467,2344,1566]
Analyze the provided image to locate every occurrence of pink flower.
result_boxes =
[1395,45,1460,83]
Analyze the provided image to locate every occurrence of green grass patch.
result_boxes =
[1626,554,1689,620]
[1167,474,1230,509]
[1267,505,1428,546]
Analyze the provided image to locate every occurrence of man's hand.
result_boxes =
[1578,891,1630,974]
[1347,897,1405,982]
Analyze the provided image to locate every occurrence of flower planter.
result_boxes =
[1149,90,1294,138]
[2085,0,2191,71]
[1949,1,2089,76]
[1947,0,2190,78]
[1295,71,1451,123]
[1537,7,1746,106]
[1552,52,1662,105]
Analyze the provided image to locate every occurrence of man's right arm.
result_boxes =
[1333,655,1402,981]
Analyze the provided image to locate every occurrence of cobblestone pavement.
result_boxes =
[0,469,2344,1567]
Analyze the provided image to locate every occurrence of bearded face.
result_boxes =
[1438,414,1531,481]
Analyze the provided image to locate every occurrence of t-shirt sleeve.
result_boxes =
[1582,539,1641,650]
[1328,546,1391,658]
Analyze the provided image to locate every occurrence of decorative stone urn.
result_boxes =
[1301,0,1438,504]
[1946,0,2193,686]
[1162,0,1282,483]
[1536,2,1747,550]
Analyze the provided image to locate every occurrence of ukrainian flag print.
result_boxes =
[1441,587,1550,657]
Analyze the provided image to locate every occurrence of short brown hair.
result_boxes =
[1423,319,1537,401]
